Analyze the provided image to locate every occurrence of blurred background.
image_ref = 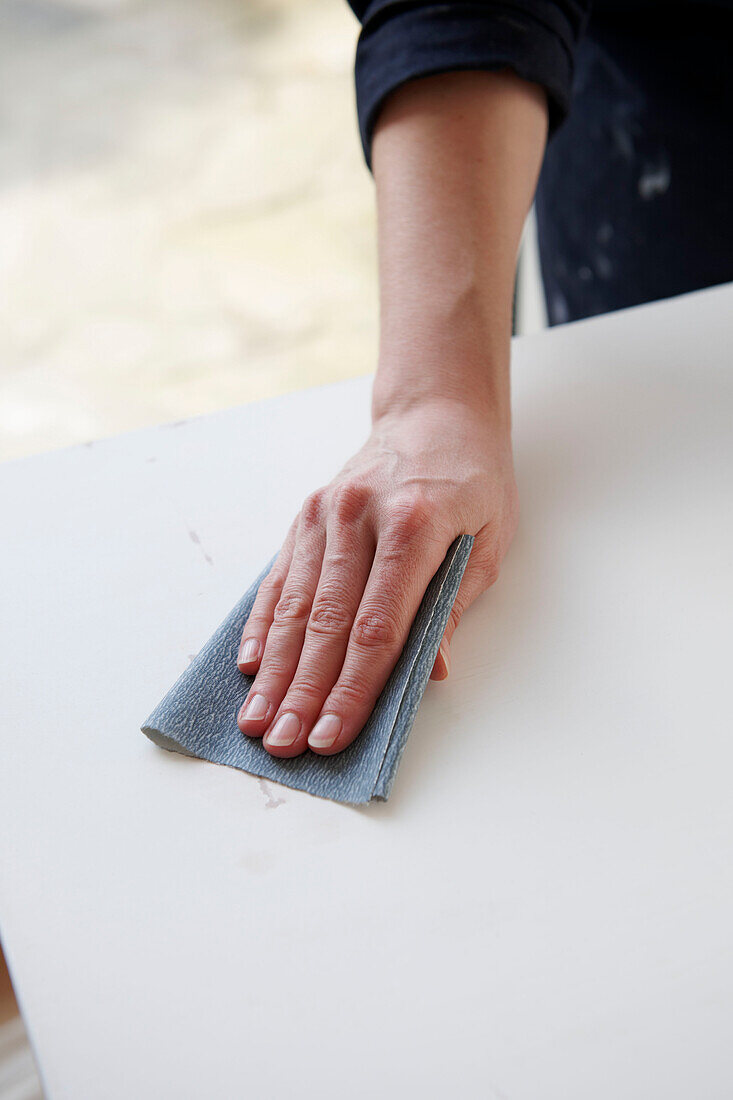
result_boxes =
[0,0,544,1094]
[0,0,380,463]
[0,0,545,465]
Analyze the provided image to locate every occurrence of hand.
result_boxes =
[235,396,518,757]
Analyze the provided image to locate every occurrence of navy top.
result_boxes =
[345,1,731,169]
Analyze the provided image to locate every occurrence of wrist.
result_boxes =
[371,347,512,431]
[371,380,513,443]
[372,276,513,424]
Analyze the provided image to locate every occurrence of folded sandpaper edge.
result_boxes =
[372,532,474,800]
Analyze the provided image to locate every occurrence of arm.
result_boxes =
[371,69,547,422]
[234,70,547,758]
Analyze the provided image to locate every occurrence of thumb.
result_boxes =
[429,534,502,681]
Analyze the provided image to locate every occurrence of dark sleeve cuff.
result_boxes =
[353,1,589,170]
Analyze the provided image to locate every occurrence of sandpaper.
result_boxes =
[141,533,474,804]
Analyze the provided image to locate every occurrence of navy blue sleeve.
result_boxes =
[345,0,591,169]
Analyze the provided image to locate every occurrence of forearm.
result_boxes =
[370,69,548,428]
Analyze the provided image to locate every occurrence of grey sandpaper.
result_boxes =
[141,533,474,804]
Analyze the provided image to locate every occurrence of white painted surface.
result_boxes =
[1,285,732,1100]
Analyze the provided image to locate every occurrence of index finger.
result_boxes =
[236,516,298,671]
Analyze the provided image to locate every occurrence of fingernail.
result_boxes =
[238,638,260,664]
[265,712,301,747]
[308,714,342,750]
[241,692,268,721]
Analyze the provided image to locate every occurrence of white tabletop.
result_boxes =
[1,285,732,1100]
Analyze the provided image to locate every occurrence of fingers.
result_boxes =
[253,486,376,757]
[237,490,328,739]
[305,504,451,755]
[236,516,298,673]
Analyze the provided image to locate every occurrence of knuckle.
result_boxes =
[330,481,371,525]
[384,491,434,542]
[299,489,327,531]
[273,590,312,624]
[308,599,353,637]
[352,608,401,650]
[258,570,286,599]
[244,610,272,632]
[331,677,370,710]
[249,662,286,690]
[284,675,325,707]
[479,544,502,588]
